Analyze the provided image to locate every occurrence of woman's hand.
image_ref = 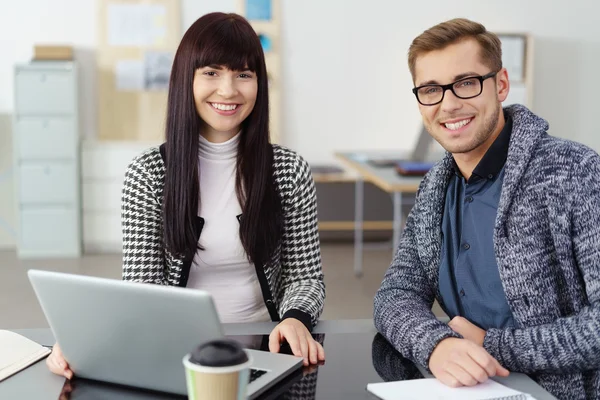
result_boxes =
[268,318,325,366]
[46,343,73,379]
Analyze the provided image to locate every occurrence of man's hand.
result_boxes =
[269,318,325,366]
[448,316,486,346]
[429,338,509,387]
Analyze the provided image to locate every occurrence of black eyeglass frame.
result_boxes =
[412,71,499,106]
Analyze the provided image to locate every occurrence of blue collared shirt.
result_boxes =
[438,116,515,330]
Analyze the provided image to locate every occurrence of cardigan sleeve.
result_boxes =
[277,152,326,330]
[373,178,460,371]
[121,150,170,285]
[483,150,600,373]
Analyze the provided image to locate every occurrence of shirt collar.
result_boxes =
[198,131,240,161]
[452,113,512,181]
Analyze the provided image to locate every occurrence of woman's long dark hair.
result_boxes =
[163,12,282,267]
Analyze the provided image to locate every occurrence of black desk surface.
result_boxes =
[0,320,556,399]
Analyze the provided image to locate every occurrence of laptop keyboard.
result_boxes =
[249,368,268,383]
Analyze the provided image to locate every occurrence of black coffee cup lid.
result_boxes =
[189,339,249,367]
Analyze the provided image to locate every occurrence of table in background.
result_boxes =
[335,152,422,276]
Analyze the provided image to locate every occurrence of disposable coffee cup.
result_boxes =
[183,339,253,400]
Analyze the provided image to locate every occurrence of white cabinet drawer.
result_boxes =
[15,69,75,115]
[18,162,77,204]
[14,117,77,160]
[19,207,80,257]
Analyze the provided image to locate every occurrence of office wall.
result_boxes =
[1,1,600,160]
[278,0,600,162]
[1,0,600,250]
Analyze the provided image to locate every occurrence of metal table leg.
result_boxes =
[354,178,364,277]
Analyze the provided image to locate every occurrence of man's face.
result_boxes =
[413,39,509,155]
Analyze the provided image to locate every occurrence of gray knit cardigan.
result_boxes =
[374,105,600,399]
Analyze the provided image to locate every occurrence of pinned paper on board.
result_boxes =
[144,51,173,90]
[115,51,173,92]
[258,34,273,52]
[115,59,145,91]
[107,3,167,47]
[246,0,272,21]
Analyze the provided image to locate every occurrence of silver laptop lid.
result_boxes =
[410,124,433,162]
[28,270,223,395]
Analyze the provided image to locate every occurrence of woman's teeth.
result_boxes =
[211,103,238,111]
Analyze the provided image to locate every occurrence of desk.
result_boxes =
[335,153,422,276]
[0,320,556,399]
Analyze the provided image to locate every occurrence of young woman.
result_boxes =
[47,12,325,379]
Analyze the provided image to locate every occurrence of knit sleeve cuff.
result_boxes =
[417,327,462,373]
[281,309,314,332]
[483,328,505,366]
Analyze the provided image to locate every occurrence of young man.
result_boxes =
[374,18,599,399]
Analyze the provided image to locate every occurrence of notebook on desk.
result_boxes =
[367,378,536,400]
[0,330,51,382]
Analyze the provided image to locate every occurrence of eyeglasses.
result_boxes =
[412,71,498,106]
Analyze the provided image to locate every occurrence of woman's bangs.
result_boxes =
[194,22,261,72]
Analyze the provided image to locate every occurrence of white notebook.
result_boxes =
[367,378,537,400]
[0,330,51,382]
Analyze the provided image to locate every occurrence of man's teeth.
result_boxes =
[444,118,471,130]
[211,103,238,111]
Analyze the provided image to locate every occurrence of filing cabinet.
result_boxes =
[13,62,81,257]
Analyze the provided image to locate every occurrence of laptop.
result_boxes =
[368,124,436,175]
[27,269,304,399]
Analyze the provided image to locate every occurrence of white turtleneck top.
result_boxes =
[186,133,270,324]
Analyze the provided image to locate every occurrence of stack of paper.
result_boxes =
[367,378,536,400]
[0,330,51,381]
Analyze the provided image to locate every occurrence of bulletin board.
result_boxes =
[97,0,181,141]
[237,0,282,144]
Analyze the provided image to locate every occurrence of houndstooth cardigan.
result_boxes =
[120,143,325,331]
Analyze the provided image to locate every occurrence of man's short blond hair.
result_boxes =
[408,18,502,83]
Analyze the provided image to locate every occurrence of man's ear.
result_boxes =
[496,67,510,102]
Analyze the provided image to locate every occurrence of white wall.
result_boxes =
[276,0,600,162]
[2,0,600,158]
[0,0,97,134]
[1,0,600,249]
